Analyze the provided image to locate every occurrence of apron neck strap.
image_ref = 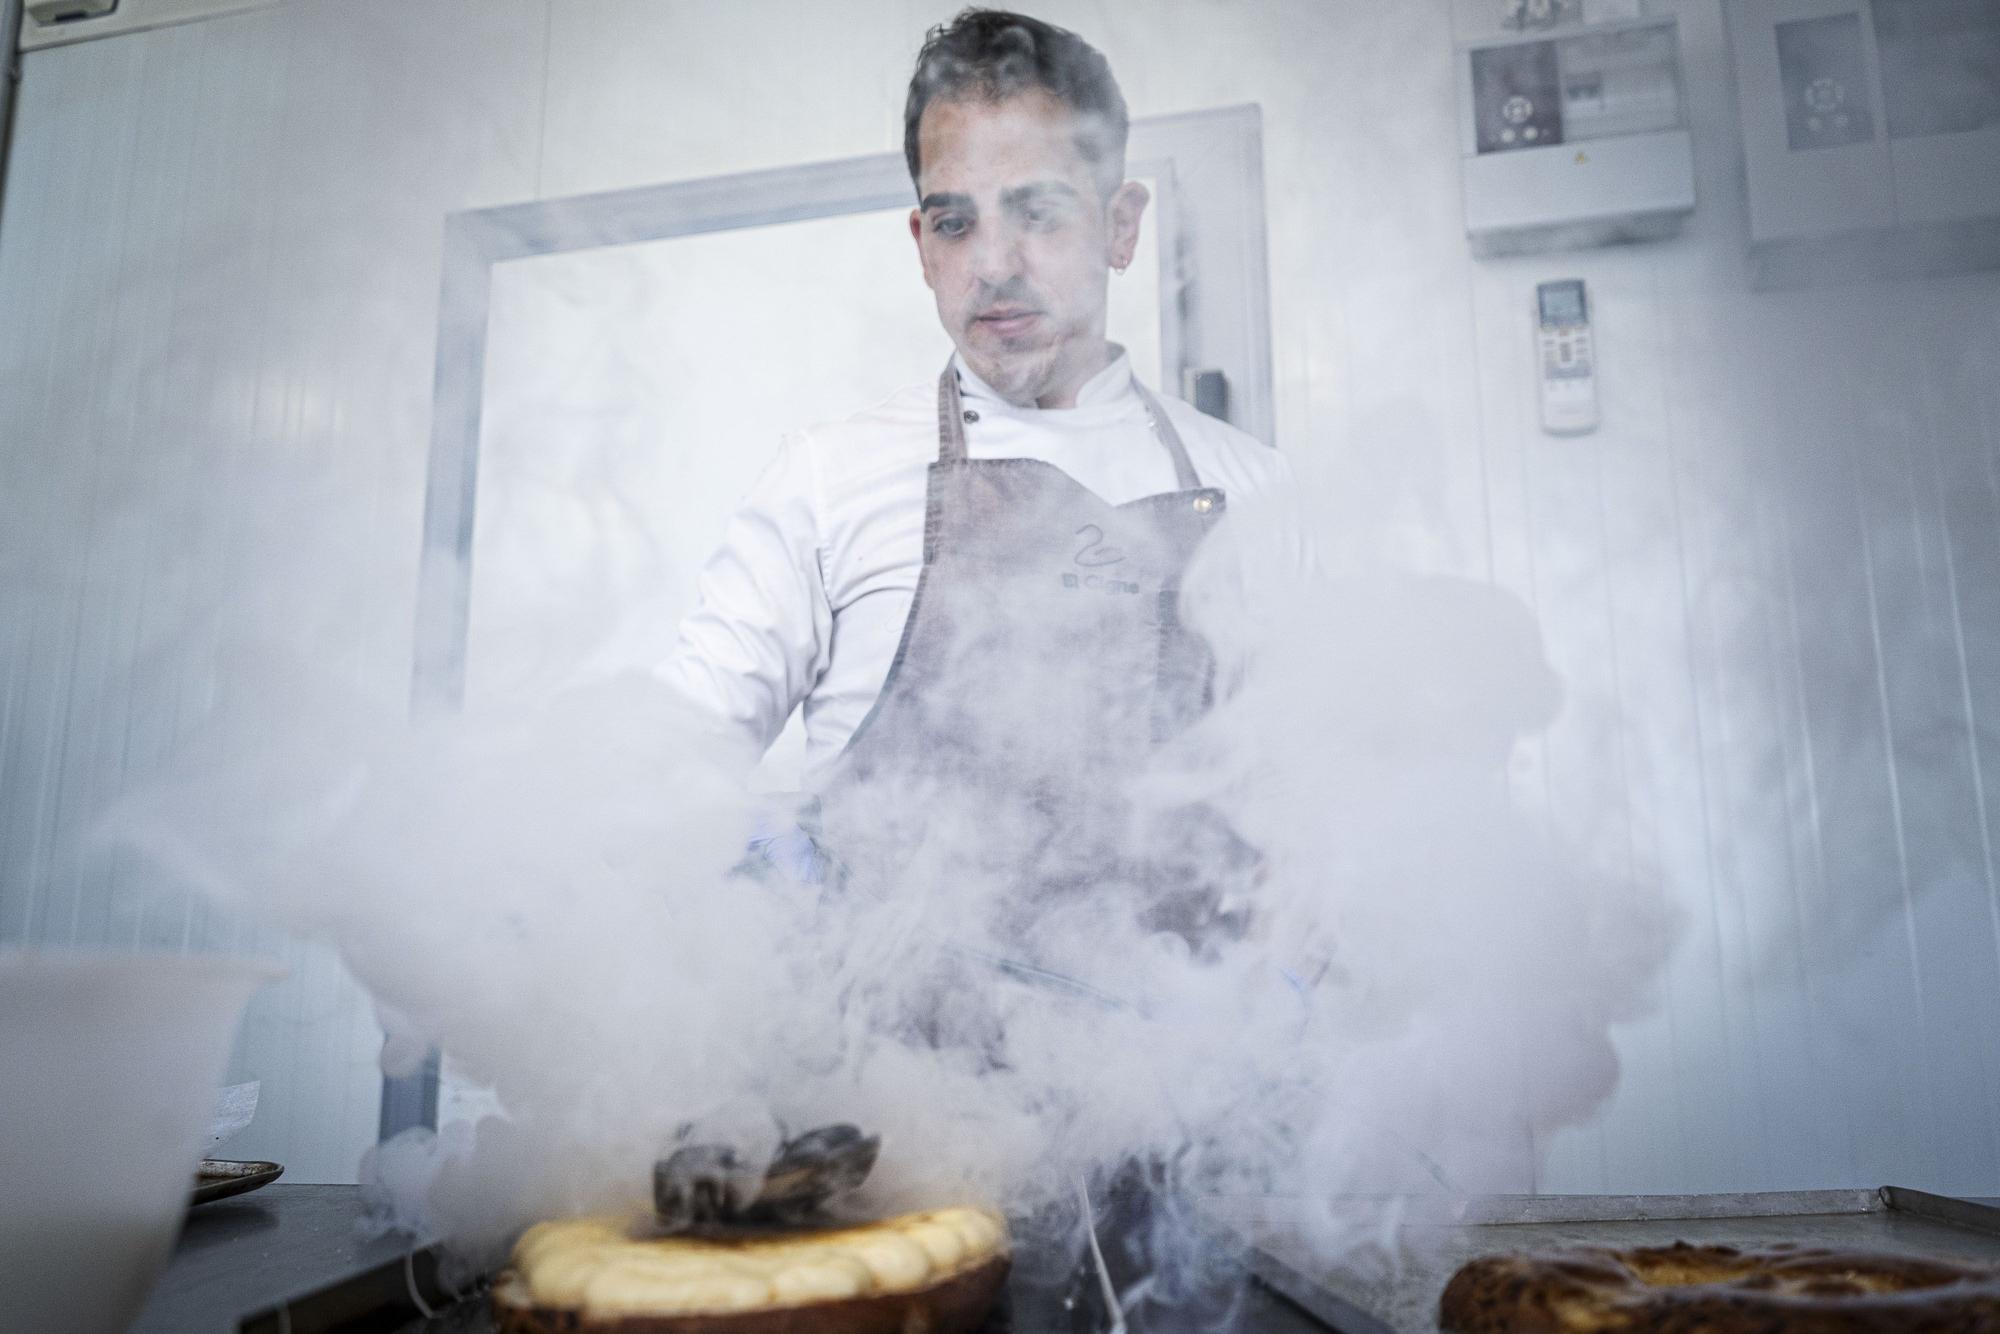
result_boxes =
[936,360,1205,491]
[1133,380,1203,492]
[937,360,972,463]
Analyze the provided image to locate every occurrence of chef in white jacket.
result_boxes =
[661,10,1306,806]
[664,18,1302,1322]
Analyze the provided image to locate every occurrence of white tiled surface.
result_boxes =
[4,0,1999,1194]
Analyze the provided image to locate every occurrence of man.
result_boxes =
[662,11,1299,1326]
[664,9,1303,798]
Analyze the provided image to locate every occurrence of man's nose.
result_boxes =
[967,220,1024,286]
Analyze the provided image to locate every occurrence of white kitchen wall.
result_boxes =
[3,0,1996,1193]
[0,0,550,1181]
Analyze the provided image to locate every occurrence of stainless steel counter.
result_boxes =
[129,1184,449,1334]
[127,1183,1335,1333]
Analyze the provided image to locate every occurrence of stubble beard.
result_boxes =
[961,336,1065,409]
[958,304,1114,409]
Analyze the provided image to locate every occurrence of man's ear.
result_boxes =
[909,208,936,290]
[1106,180,1150,271]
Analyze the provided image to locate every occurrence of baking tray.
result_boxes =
[1204,1187,2000,1333]
[192,1157,285,1206]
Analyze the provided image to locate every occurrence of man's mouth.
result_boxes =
[972,308,1042,338]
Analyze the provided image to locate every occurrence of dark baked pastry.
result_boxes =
[1440,1241,2000,1332]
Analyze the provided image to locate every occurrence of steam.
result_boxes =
[29,2,1673,1311]
[99,464,1675,1305]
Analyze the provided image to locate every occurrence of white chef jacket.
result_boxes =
[660,350,1308,787]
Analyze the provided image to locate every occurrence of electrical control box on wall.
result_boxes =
[1727,0,2000,287]
[1456,15,1696,257]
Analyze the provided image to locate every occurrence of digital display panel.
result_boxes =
[1471,41,1563,154]
[1775,14,1877,150]
[1539,281,1587,326]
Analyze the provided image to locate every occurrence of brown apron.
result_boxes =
[815,362,1253,1329]
[819,360,1229,946]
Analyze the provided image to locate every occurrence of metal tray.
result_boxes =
[1206,1187,2000,1333]
[192,1157,285,1206]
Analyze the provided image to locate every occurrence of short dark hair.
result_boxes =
[903,9,1130,198]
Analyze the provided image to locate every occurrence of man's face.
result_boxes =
[909,90,1148,409]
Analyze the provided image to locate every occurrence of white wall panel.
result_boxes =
[0,0,548,1181]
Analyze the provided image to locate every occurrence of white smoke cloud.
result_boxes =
[97,474,1677,1315]
[33,4,1684,1315]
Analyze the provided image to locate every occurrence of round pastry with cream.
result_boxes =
[492,1206,1010,1334]
[1439,1241,2000,1332]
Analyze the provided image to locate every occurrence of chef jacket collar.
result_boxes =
[952,344,1138,419]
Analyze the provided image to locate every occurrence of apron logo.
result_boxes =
[1067,524,1140,594]
[1072,524,1127,569]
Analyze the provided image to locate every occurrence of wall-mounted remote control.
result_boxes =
[1536,279,1600,436]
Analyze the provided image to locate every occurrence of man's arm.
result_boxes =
[658,433,833,757]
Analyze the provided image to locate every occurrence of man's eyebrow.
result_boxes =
[919,192,975,212]
[1000,181,1084,208]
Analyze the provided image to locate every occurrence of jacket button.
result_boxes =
[963,409,979,423]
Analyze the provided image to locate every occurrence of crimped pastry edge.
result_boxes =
[492,1242,1011,1334]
